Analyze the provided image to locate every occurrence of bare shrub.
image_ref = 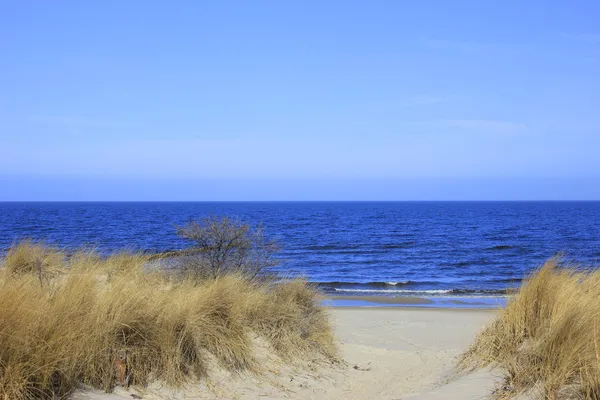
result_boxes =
[176,216,280,280]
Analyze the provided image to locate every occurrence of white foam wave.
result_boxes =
[334,288,451,294]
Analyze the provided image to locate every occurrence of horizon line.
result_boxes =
[1,200,600,203]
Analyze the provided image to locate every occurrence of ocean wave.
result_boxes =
[304,244,362,251]
[489,277,522,284]
[448,288,513,295]
[454,261,471,267]
[317,280,413,288]
[380,242,416,249]
[330,287,508,296]
[304,242,417,251]
[333,288,452,294]
[486,245,514,251]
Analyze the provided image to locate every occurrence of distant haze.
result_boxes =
[1,1,599,200]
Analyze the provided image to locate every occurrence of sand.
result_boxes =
[73,307,499,400]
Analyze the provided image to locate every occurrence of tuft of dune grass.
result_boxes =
[461,258,600,399]
[0,243,336,399]
[3,240,65,282]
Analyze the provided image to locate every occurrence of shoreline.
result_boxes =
[324,294,507,309]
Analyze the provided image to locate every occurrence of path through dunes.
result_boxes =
[74,308,499,400]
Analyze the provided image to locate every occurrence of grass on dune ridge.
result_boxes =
[461,258,600,399]
[0,241,336,399]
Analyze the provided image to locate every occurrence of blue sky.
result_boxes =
[1,1,599,200]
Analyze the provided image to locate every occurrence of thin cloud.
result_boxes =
[420,38,532,57]
[422,38,490,55]
[408,95,447,105]
[415,119,529,135]
[558,33,600,44]
[29,115,120,129]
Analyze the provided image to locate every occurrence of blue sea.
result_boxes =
[1,202,600,300]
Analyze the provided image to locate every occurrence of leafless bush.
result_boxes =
[176,216,280,280]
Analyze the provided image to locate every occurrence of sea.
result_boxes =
[1,202,599,306]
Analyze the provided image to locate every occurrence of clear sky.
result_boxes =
[1,1,599,200]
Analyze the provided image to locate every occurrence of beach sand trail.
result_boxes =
[74,308,499,400]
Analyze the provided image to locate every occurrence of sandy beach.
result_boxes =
[75,307,499,400]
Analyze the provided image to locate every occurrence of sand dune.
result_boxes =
[74,308,498,400]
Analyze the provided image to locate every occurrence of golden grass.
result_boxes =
[461,258,600,399]
[0,243,336,399]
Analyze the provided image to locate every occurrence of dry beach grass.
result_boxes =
[8,240,591,399]
[0,242,336,399]
[462,258,600,399]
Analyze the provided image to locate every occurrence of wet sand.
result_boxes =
[325,294,507,309]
